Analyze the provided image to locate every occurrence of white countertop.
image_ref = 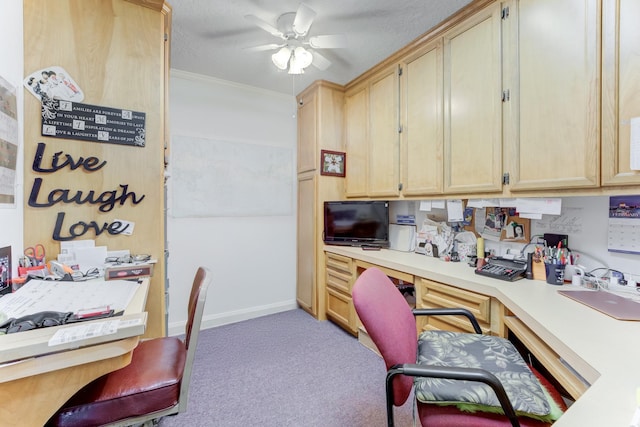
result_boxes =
[326,246,640,427]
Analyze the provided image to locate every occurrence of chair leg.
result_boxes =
[386,367,403,427]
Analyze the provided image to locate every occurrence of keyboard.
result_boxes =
[475,257,527,282]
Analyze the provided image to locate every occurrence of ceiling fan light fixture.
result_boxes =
[247,3,344,75]
[288,62,304,75]
[288,47,313,74]
[271,46,292,70]
[293,46,313,68]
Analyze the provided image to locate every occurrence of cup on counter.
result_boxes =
[545,263,566,285]
[571,266,584,287]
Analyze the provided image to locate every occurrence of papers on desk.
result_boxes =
[48,319,119,346]
[47,316,145,346]
[58,239,108,271]
[0,279,139,319]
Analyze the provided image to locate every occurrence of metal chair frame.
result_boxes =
[74,266,212,427]
[384,308,519,427]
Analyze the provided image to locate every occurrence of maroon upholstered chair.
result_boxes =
[47,267,212,427]
[352,267,567,427]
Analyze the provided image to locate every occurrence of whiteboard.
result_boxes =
[171,135,293,217]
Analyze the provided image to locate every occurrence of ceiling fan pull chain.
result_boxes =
[292,74,297,119]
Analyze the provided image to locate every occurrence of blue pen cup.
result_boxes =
[545,263,566,285]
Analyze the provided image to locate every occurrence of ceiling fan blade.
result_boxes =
[293,3,317,36]
[244,43,284,52]
[245,14,284,38]
[308,34,348,49]
[311,50,332,70]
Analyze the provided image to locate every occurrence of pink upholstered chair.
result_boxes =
[47,266,212,427]
[352,267,567,427]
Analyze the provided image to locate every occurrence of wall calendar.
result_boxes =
[608,195,640,254]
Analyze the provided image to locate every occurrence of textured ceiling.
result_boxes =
[169,0,473,95]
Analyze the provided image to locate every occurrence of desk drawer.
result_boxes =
[326,253,353,274]
[504,316,592,400]
[326,268,352,293]
[355,260,414,284]
[326,287,356,335]
[418,278,491,334]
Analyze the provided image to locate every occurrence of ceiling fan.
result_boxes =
[244,3,347,74]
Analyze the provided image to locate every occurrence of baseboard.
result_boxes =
[167,300,298,336]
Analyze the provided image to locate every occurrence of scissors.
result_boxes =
[24,244,46,266]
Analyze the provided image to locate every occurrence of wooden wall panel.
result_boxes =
[23,0,168,337]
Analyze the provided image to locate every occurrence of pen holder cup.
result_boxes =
[545,263,566,285]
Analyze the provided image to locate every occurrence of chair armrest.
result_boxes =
[384,363,519,427]
[412,308,482,334]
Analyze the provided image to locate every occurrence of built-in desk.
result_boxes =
[0,279,149,427]
[325,246,640,427]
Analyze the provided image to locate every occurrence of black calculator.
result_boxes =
[475,257,527,282]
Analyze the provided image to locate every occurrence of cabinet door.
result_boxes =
[344,85,369,197]
[401,40,445,196]
[506,0,600,190]
[296,174,316,314]
[443,3,503,194]
[297,91,317,173]
[369,65,401,197]
[602,0,640,186]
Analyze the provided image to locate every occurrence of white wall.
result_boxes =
[167,70,298,335]
[0,0,24,280]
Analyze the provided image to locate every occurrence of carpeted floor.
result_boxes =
[159,309,414,426]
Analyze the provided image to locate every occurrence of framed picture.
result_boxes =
[320,150,346,177]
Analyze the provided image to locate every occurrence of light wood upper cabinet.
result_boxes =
[297,90,318,173]
[344,84,369,197]
[401,40,445,196]
[368,65,401,197]
[602,0,640,186]
[337,0,632,199]
[344,66,401,198]
[504,0,600,191]
[443,3,503,194]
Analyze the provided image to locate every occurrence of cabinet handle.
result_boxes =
[501,6,510,20]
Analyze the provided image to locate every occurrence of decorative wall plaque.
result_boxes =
[41,100,146,147]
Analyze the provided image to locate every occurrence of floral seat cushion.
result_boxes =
[414,330,552,418]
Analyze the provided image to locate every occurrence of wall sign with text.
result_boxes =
[29,142,145,241]
[41,100,146,147]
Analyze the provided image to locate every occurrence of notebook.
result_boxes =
[558,290,640,321]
